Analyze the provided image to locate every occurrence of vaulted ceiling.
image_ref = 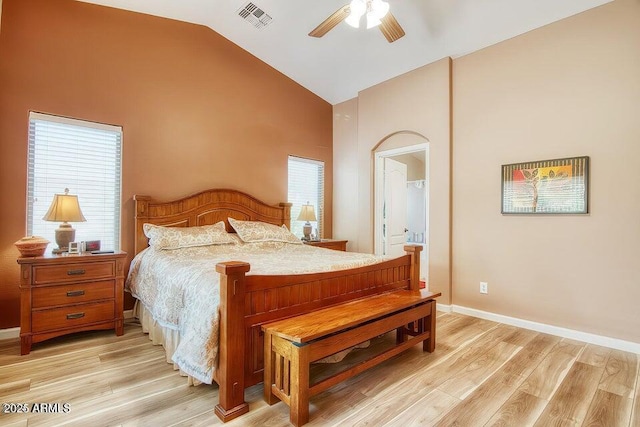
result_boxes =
[78,0,612,104]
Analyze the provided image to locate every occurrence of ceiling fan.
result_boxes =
[309,0,405,43]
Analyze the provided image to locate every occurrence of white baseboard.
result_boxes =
[436,303,452,313]
[0,310,135,341]
[451,305,640,355]
[0,327,19,340]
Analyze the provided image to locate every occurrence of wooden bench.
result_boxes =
[262,289,441,426]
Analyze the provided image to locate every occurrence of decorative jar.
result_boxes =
[14,236,49,257]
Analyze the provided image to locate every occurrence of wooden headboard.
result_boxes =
[133,189,292,255]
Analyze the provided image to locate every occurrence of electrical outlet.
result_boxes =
[480,282,488,294]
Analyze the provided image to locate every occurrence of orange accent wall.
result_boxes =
[0,0,332,328]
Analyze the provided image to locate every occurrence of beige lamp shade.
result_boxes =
[297,204,317,222]
[43,189,87,222]
[43,188,86,253]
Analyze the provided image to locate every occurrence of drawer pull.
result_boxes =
[67,269,86,276]
[66,312,85,320]
[66,290,85,297]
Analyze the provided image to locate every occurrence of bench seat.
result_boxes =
[262,289,441,426]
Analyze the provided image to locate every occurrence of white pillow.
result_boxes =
[228,218,302,244]
[143,221,236,249]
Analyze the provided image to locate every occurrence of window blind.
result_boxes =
[288,156,324,238]
[27,112,123,251]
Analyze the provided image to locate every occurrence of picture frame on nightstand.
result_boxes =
[68,241,81,254]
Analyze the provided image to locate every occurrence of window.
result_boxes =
[27,112,123,251]
[288,156,324,238]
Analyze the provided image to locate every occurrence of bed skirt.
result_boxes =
[134,300,371,385]
[133,300,204,386]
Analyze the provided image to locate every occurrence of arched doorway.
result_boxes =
[373,131,430,286]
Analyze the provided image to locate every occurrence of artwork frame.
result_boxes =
[501,156,589,214]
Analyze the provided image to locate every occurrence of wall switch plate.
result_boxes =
[480,282,488,294]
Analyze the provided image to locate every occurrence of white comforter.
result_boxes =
[125,239,388,383]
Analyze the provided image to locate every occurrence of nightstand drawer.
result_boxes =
[33,261,116,285]
[32,301,115,333]
[32,280,115,309]
[303,239,348,251]
[316,241,346,251]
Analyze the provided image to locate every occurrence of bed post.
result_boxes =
[133,195,151,254]
[215,261,251,422]
[398,245,424,344]
[404,245,423,291]
[279,202,292,230]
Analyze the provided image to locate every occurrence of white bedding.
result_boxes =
[125,238,389,384]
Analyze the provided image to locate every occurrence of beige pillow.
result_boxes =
[143,221,236,249]
[228,218,302,244]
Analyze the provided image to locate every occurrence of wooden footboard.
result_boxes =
[214,245,422,422]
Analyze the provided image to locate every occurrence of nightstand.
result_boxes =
[17,251,127,355]
[303,239,348,251]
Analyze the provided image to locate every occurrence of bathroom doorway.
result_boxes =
[374,143,429,285]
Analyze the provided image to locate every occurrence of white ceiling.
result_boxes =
[78,0,612,105]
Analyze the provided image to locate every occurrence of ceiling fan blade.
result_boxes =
[379,12,405,43]
[309,5,351,38]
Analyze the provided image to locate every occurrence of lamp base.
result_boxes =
[54,223,76,253]
[302,222,312,241]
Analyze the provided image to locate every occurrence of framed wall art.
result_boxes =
[501,156,589,214]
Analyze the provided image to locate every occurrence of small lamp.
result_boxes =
[43,188,86,254]
[297,202,317,241]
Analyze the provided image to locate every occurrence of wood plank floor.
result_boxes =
[0,312,638,426]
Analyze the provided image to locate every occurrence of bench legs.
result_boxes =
[290,343,310,426]
[264,332,311,426]
[396,300,436,352]
[424,300,436,352]
[263,331,280,405]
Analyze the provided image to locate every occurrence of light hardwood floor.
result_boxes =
[0,312,638,426]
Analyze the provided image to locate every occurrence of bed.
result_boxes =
[129,189,422,422]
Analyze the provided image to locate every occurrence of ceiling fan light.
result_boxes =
[345,14,361,28]
[346,0,366,28]
[370,0,390,20]
[366,13,382,29]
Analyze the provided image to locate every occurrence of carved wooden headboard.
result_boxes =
[133,189,292,255]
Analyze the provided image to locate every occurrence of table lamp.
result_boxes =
[43,188,86,253]
[297,202,317,241]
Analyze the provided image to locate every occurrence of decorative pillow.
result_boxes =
[143,221,236,249]
[228,218,302,244]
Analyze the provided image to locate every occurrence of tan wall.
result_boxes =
[333,0,640,343]
[0,0,332,328]
[333,58,452,304]
[453,0,640,342]
[333,99,359,252]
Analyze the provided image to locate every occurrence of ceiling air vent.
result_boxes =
[237,2,273,29]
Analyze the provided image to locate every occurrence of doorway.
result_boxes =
[374,143,429,285]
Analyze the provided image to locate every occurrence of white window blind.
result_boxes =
[27,112,123,251]
[288,156,324,238]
